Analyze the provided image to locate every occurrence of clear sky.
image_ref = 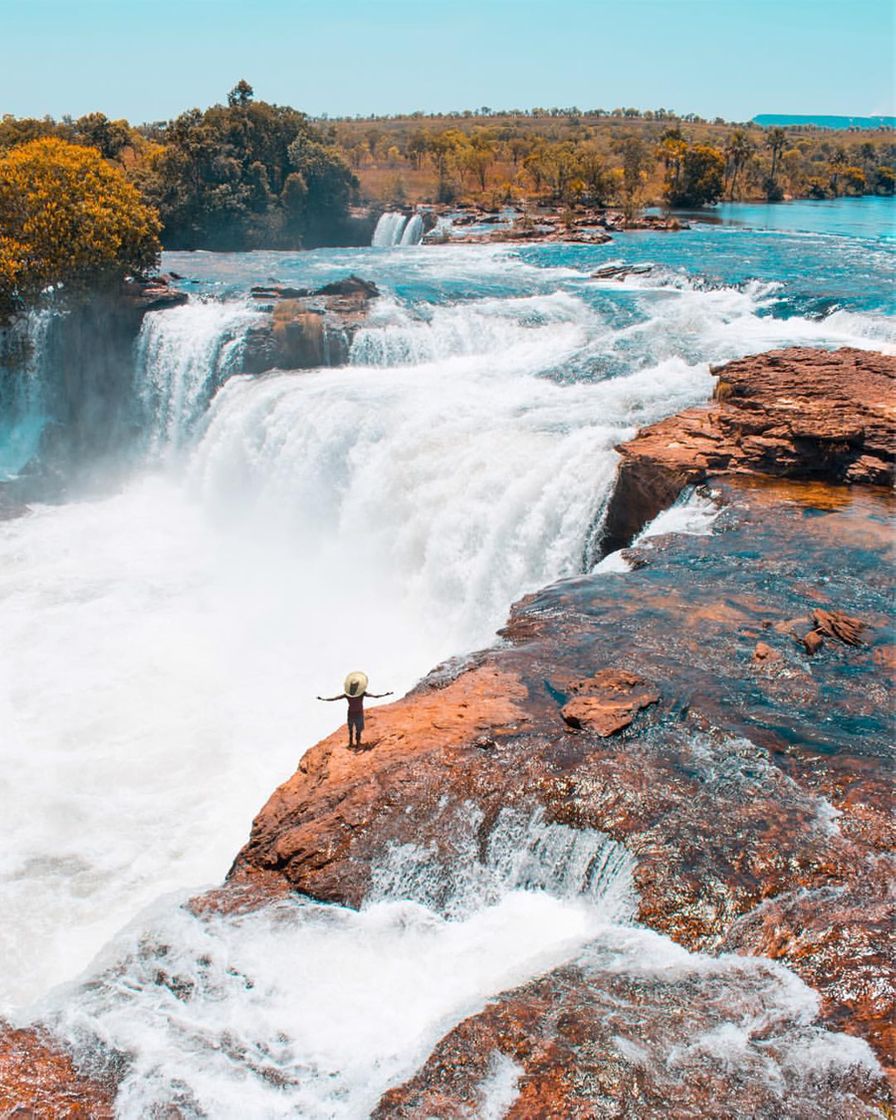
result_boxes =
[1,0,893,124]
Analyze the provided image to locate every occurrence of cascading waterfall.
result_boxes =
[0,309,56,480]
[399,212,424,245]
[135,299,264,455]
[2,206,893,1114]
[372,211,409,246]
[367,805,637,919]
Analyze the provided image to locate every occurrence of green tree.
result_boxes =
[142,88,356,248]
[663,143,725,207]
[616,135,650,219]
[0,137,160,320]
[228,80,255,108]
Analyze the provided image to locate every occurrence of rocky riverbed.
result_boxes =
[2,346,893,1117]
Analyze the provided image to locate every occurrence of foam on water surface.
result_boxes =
[0,208,892,1112]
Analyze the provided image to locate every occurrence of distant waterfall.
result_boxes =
[372,212,411,247]
[400,213,425,246]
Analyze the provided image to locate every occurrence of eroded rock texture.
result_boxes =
[227,474,894,1092]
[602,347,895,551]
[0,1024,114,1119]
[241,274,379,372]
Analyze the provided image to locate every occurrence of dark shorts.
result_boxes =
[348,713,364,734]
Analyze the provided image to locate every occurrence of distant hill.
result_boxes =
[753,114,895,130]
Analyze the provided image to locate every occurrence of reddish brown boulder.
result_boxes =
[0,1024,114,1119]
[752,640,782,663]
[803,629,825,654]
[602,347,895,551]
[241,274,379,373]
[561,669,660,735]
[812,607,866,646]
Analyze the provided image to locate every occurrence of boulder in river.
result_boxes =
[241,274,380,373]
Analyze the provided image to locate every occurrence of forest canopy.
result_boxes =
[0,137,161,320]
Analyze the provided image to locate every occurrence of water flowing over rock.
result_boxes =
[3,210,894,1116]
[399,214,424,246]
[217,347,894,1114]
[0,1023,115,1119]
[372,212,409,247]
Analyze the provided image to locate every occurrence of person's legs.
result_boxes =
[348,712,364,747]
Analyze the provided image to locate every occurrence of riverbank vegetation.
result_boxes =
[331,110,895,209]
[0,137,160,321]
[0,88,893,282]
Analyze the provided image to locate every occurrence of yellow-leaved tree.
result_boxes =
[0,137,161,320]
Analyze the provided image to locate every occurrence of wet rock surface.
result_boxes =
[0,1023,114,1119]
[241,274,380,373]
[227,471,894,1096]
[216,348,894,1112]
[602,346,895,552]
[12,346,893,1113]
[374,950,885,1119]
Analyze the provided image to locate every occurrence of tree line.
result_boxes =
[332,114,896,210]
[0,81,359,254]
[2,86,894,321]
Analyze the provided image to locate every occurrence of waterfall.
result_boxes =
[372,211,408,247]
[399,212,424,246]
[135,300,263,456]
[367,805,636,920]
[0,310,55,480]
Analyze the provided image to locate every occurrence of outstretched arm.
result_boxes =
[366,691,394,699]
[316,693,347,701]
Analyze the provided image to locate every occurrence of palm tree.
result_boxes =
[725,129,754,199]
[765,127,787,200]
[766,127,787,181]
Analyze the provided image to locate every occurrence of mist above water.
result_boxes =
[1,220,892,1112]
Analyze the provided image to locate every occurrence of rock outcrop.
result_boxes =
[11,346,893,1115]
[241,275,379,373]
[601,346,895,552]
[219,347,895,1111]
[0,1024,114,1119]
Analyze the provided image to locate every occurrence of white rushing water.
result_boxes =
[0,308,55,480]
[1,279,716,1013]
[1,239,890,1113]
[136,299,264,456]
[371,212,408,247]
[37,811,637,1118]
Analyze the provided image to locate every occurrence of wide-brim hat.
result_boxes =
[344,671,368,697]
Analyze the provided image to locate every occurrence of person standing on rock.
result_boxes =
[317,671,392,748]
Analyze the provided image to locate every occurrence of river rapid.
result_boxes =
[0,199,893,1116]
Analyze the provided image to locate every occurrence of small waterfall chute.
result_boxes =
[372,212,409,247]
[0,309,56,480]
[136,300,263,457]
[399,213,425,246]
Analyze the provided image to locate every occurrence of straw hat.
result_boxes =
[344,671,368,697]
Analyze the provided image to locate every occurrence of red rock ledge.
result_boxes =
[601,346,894,552]
[218,347,895,1115]
[0,1023,114,1119]
[8,346,894,1116]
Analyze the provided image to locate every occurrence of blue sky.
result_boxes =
[1,0,893,123]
